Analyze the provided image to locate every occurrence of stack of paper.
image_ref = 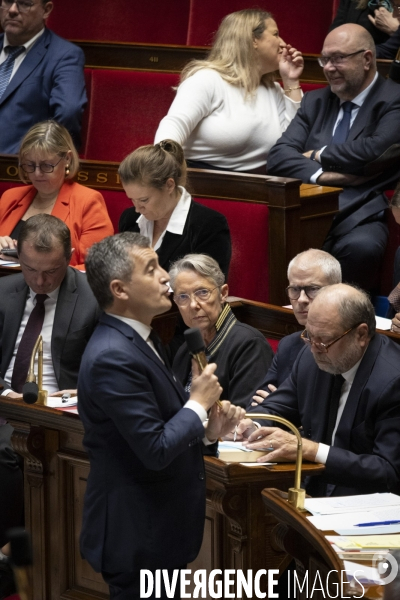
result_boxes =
[305,493,400,535]
[218,441,275,464]
[326,534,400,560]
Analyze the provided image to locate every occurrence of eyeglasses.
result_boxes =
[317,50,366,67]
[19,156,64,174]
[300,323,362,353]
[286,285,322,300]
[173,287,219,307]
[0,0,35,12]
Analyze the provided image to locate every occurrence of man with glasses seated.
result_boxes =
[268,23,400,293]
[0,0,86,154]
[237,283,400,497]
[251,249,341,407]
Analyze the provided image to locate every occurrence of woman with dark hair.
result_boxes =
[155,9,304,173]
[118,139,231,277]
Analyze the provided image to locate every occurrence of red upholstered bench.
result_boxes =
[194,198,269,303]
[84,70,179,162]
[186,0,335,53]
[47,0,190,45]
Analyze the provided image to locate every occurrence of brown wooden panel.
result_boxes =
[72,41,392,81]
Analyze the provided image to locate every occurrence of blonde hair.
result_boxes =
[18,120,79,183]
[355,0,369,8]
[181,9,275,95]
[118,139,187,189]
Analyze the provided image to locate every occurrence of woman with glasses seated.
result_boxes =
[0,121,113,269]
[170,254,273,408]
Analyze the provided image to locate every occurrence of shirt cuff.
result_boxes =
[0,389,12,397]
[315,443,330,464]
[310,167,323,184]
[184,399,208,424]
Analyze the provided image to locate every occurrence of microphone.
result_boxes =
[7,527,32,600]
[184,327,222,407]
[22,381,39,405]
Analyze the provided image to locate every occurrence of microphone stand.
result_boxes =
[22,335,48,406]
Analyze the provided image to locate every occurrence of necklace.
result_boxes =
[30,197,57,210]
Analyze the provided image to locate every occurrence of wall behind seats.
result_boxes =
[187,0,335,53]
[46,0,190,45]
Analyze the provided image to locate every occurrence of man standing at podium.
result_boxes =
[79,232,243,599]
[242,284,400,497]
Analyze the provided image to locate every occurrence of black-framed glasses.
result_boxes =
[317,50,366,67]
[19,156,64,174]
[300,323,362,353]
[286,285,322,300]
[0,0,34,13]
[173,287,219,307]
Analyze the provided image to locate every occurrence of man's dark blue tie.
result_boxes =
[0,46,24,100]
[11,294,48,393]
[331,101,355,145]
[324,374,345,445]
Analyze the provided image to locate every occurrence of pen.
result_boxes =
[233,425,238,442]
[355,520,400,527]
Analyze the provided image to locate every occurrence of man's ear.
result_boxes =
[109,279,129,301]
[43,2,54,19]
[357,323,370,346]
[363,49,374,70]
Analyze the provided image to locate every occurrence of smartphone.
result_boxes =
[1,248,18,257]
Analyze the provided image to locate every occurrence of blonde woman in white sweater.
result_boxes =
[155,8,304,174]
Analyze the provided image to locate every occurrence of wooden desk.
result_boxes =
[0,396,323,600]
[262,488,384,600]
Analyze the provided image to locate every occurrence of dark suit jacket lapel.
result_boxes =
[347,75,383,142]
[156,202,192,269]
[1,277,29,377]
[319,92,341,145]
[0,29,50,106]
[52,268,78,384]
[333,335,381,450]
[101,314,188,405]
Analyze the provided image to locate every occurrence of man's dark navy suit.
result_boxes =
[0,28,86,153]
[260,331,304,389]
[248,334,400,496]
[78,314,208,575]
[268,76,400,290]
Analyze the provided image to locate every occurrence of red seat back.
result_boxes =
[84,70,179,162]
[193,198,270,303]
[187,0,334,53]
[47,1,190,45]
[79,68,92,158]
[102,190,132,232]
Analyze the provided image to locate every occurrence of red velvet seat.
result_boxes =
[46,1,190,45]
[186,0,335,53]
[194,198,270,303]
[102,190,132,232]
[84,70,179,162]
[80,68,92,158]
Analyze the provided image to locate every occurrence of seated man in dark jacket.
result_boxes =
[252,249,341,406]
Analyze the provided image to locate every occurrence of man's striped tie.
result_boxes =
[0,46,24,99]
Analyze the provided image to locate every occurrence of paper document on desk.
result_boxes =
[308,506,400,535]
[343,561,382,585]
[0,259,20,267]
[376,315,392,330]
[305,492,400,515]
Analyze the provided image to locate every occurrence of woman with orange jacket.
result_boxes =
[0,121,113,270]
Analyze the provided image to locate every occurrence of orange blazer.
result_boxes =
[0,181,114,269]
